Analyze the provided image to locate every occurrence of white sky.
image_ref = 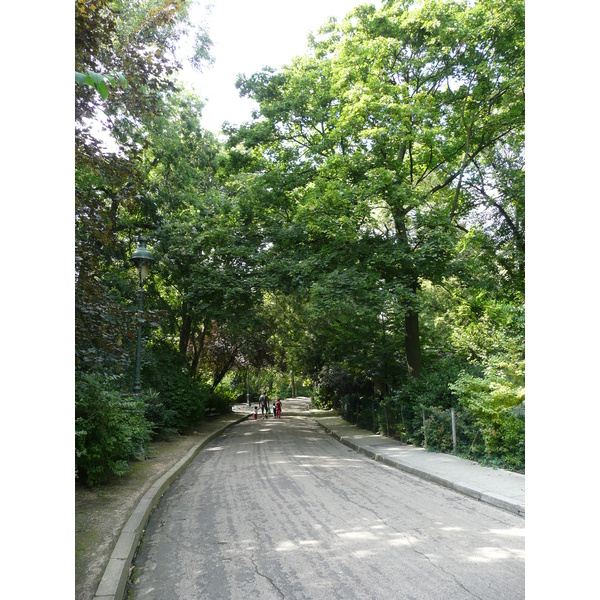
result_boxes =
[180,0,381,135]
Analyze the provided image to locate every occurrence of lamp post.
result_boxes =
[247,369,250,406]
[130,237,154,394]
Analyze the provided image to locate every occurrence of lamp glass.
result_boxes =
[140,262,150,281]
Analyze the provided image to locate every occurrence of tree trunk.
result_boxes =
[189,324,206,377]
[394,211,423,380]
[211,348,238,389]
[179,304,192,357]
[405,309,422,379]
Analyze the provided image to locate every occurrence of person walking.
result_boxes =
[259,393,268,419]
[276,398,282,419]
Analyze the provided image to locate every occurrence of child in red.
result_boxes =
[276,399,282,419]
[253,406,258,420]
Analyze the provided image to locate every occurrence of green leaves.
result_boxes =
[73,0,524,474]
[75,69,127,100]
[75,373,151,486]
[226,0,523,391]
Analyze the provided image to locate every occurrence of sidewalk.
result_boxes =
[310,411,525,517]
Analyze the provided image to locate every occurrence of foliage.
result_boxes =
[74,0,210,379]
[228,0,524,382]
[75,69,127,100]
[142,341,208,430]
[135,92,273,385]
[75,373,151,486]
[75,0,211,128]
[206,386,237,414]
[450,356,525,470]
[74,0,525,477]
[142,388,179,438]
[393,357,471,410]
[312,366,373,410]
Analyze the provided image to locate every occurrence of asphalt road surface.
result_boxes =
[129,413,524,599]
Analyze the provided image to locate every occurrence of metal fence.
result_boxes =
[335,393,524,471]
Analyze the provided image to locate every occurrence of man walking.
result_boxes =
[258,393,268,419]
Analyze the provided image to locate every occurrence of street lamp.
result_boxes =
[130,236,154,394]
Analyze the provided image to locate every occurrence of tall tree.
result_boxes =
[75,0,214,375]
[229,0,524,380]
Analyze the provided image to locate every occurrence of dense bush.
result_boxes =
[206,385,236,414]
[310,353,525,472]
[142,388,178,438]
[312,366,371,410]
[75,373,151,486]
[450,356,525,471]
[142,341,208,430]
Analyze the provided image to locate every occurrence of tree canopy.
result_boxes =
[75,0,525,484]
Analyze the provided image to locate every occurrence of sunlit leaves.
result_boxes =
[226,0,524,386]
[75,70,128,100]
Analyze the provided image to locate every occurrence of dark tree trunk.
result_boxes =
[404,308,422,379]
[179,304,192,357]
[394,212,423,379]
[212,348,238,389]
[190,324,206,377]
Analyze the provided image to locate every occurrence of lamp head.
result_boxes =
[130,237,154,281]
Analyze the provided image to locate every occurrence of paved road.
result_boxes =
[129,415,524,599]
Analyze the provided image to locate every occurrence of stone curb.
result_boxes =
[314,419,525,518]
[93,414,251,600]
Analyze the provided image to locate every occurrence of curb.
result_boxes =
[93,414,250,600]
[314,419,525,518]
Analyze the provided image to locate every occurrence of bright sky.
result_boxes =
[180,0,381,135]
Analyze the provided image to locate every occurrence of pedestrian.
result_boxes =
[259,393,268,419]
[272,402,277,418]
[276,398,282,419]
[253,406,258,420]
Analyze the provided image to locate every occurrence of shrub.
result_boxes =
[450,355,525,471]
[75,372,151,486]
[206,386,236,414]
[142,388,178,438]
[313,366,371,410]
[142,342,207,430]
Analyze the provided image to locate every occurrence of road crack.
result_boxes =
[248,556,286,599]
[247,519,285,598]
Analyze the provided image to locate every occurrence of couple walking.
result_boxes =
[259,393,281,419]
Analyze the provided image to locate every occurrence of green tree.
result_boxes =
[228,0,524,381]
[75,0,214,378]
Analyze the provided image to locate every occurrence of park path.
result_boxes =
[128,412,524,599]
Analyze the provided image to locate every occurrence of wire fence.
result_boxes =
[335,393,524,471]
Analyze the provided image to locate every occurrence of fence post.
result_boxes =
[451,407,457,454]
[468,427,481,456]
